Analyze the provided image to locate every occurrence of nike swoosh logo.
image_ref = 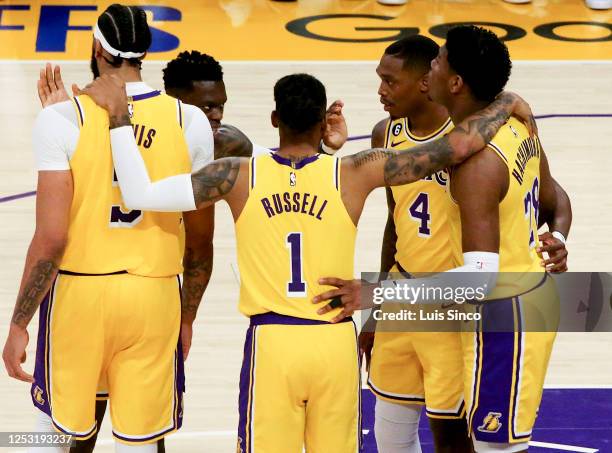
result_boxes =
[391,140,407,147]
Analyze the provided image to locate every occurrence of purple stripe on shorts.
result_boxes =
[471,298,517,443]
[238,325,256,453]
[31,277,56,417]
[249,311,352,326]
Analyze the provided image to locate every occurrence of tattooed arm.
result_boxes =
[343,91,533,195]
[3,171,72,382]
[214,124,253,159]
[180,207,214,361]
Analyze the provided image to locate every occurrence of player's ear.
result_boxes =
[419,73,430,93]
[93,39,104,58]
[271,110,279,128]
[449,74,463,95]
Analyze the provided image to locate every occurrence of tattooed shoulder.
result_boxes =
[192,157,243,206]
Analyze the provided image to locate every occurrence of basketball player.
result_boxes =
[76,67,533,451]
[2,5,215,452]
[361,35,571,453]
[315,26,572,453]
[364,35,471,453]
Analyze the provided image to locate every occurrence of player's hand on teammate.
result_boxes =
[313,278,376,323]
[537,231,568,273]
[76,74,129,120]
[501,91,538,137]
[37,63,79,108]
[2,324,34,383]
[323,100,348,151]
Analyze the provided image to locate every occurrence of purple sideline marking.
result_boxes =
[1,114,611,204]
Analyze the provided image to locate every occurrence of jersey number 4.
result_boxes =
[409,192,431,237]
[286,232,307,297]
[109,169,143,228]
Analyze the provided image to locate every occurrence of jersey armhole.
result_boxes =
[249,156,256,192]
[383,119,391,148]
[72,97,85,128]
[487,142,509,168]
[333,157,341,192]
[176,99,184,130]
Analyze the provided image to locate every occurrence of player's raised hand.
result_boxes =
[77,74,129,119]
[502,91,538,137]
[2,324,34,383]
[323,100,348,151]
[37,63,77,108]
[538,231,568,273]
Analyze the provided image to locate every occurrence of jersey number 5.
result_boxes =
[110,169,143,228]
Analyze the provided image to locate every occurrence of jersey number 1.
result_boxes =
[286,232,306,297]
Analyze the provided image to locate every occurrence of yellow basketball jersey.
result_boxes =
[60,92,191,277]
[235,153,356,321]
[385,117,459,273]
[448,117,544,298]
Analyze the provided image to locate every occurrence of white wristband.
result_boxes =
[552,231,566,244]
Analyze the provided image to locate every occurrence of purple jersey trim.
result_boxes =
[271,152,319,170]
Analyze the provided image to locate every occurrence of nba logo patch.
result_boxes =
[128,102,134,118]
[289,172,296,187]
[478,412,502,433]
[509,124,519,138]
[33,386,45,405]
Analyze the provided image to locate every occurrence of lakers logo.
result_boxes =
[478,412,503,433]
[289,172,297,187]
[33,386,45,406]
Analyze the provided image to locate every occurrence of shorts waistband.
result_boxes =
[58,269,128,276]
[249,312,352,326]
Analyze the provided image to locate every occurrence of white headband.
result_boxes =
[93,24,145,59]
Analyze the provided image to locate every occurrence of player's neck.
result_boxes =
[447,96,489,126]
[100,65,142,83]
[276,141,319,161]
[406,102,449,137]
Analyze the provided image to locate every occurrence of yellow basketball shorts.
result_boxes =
[367,263,465,419]
[462,274,558,444]
[237,312,361,453]
[31,271,184,444]
[368,331,465,419]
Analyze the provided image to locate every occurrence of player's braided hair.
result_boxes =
[445,25,512,102]
[274,74,327,134]
[384,35,440,73]
[97,4,151,68]
[163,51,224,91]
